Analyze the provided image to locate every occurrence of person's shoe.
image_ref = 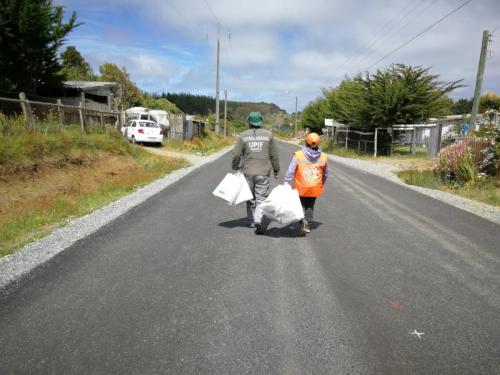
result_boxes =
[255,223,265,235]
[300,220,311,234]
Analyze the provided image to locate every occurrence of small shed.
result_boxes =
[62,81,118,111]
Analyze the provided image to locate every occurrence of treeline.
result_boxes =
[161,93,285,120]
[450,94,500,115]
[161,93,215,115]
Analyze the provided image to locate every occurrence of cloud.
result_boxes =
[59,0,500,111]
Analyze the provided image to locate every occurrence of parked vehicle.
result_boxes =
[125,107,170,129]
[122,120,164,145]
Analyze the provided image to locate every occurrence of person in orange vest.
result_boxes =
[283,132,328,234]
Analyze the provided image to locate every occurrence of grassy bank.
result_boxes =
[397,169,499,206]
[0,124,189,257]
[164,130,235,155]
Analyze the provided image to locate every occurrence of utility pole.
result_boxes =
[224,89,227,137]
[215,25,221,133]
[469,30,490,132]
[294,96,298,137]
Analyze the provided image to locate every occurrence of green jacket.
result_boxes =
[232,128,280,176]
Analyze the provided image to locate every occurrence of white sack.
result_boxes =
[260,184,304,225]
[212,172,241,204]
[212,172,253,205]
[233,173,253,205]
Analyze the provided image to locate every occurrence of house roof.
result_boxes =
[63,81,118,91]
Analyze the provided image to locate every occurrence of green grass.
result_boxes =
[397,169,442,189]
[392,145,430,158]
[397,169,499,207]
[164,130,235,155]
[0,118,190,257]
[321,140,370,158]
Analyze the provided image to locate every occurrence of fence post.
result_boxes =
[410,128,417,155]
[374,128,378,157]
[78,101,85,131]
[19,92,34,130]
[345,127,349,149]
[100,114,105,131]
[56,99,63,127]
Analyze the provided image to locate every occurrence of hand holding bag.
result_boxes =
[260,184,304,225]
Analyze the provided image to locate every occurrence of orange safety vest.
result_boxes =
[293,150,327,197]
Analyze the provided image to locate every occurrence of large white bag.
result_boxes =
[212,172,253,205]
[260,184,304,225]
[233,173,253,205]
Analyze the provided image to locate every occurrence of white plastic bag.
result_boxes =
[260,184,304,225]
[212,172,241,204]
[212,172,253,205]
[233,173,253,205]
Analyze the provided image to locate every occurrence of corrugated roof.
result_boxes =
[63,81,118,90]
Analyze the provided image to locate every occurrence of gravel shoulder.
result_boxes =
[0,146,233,294]
[328,153,500,225]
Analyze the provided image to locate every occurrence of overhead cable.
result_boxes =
[365,0,473,71]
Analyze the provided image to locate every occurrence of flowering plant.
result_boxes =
[435,135,497,184]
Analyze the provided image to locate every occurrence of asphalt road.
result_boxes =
[1,141,499,374]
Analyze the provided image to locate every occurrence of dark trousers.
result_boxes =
[300,197,316,223]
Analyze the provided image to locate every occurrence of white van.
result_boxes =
[125,107,170,129]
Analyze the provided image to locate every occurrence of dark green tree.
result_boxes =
[451,98,473,114]
[60,46,95,81]
[0,0,78,94]
[321,64,460,130]
[301,97,327,133]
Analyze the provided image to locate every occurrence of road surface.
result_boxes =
[1,141,499,374]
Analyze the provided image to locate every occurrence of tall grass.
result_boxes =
[0,115,138,168]
[0,115,190,256]
[165,130,235,155]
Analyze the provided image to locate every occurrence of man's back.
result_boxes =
[232,128,279,176]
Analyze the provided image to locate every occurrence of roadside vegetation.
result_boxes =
[0,115,189,257]
[165,129,235,155]
[397,125,499,206]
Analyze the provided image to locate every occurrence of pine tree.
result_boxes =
[0,0,78,95]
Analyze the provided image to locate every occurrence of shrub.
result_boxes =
[435,135,496,184]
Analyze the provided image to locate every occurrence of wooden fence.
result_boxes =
[0,92,119,131]
[1,92,205,141]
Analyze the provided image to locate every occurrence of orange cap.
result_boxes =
[306,132,321,146]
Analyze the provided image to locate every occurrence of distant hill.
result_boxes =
[162,92,286,121]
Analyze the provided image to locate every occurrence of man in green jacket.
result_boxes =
[232,112,280,235]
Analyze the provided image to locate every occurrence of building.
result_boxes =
[62,81,118,112]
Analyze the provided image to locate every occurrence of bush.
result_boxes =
[434,135,497,184]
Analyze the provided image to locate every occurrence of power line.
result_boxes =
[164,0,207,41]
[346,0,427,72]
[203,0,220,26]
[365,0,473,71]
[354,0,438,71]
[336,0,422,74]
